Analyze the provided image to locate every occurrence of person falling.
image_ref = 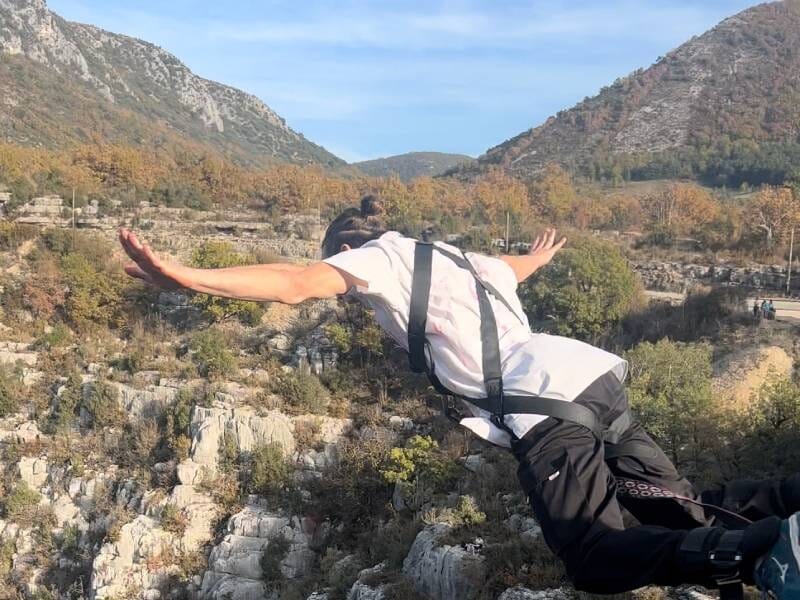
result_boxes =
[119,195,800,599]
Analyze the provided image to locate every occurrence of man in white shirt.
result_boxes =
[118,195,799,599]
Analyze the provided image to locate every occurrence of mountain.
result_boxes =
[465,1,800,187]
[0,0,343,167]
[354,152,475,181]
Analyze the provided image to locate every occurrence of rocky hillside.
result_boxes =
[465,1,800,186]
[354,152,475,181]
[0,0,343,167]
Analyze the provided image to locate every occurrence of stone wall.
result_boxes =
[632,260,795,294]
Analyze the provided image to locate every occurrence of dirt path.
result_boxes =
[644,290,800,322]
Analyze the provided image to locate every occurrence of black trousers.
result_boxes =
[511,371,799,594]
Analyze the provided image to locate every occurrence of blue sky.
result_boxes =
[48,0,759,163]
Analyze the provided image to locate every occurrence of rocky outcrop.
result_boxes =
[402,524,487,600]
[189,403,295,470]
[199,504,319,599]
[633,260,793,293]
[346,564,388,600]
[90,515,179,599]
[497,588,571,600]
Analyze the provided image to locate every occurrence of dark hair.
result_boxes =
[321,195,387,258]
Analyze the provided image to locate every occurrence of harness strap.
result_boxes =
[432,245,527,325]
[679,527,745,599]
[406,240,618,442]
[408,242,434,374]
[711,530,745,600]
[464,394,605,438]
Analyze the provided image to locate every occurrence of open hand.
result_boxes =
[529,228,566,268]
[118,228,192,290]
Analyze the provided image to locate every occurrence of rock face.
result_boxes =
[91,515,179,599]
[189,403,295,470]
[402,524,487,600]
[200,504,318,600]
[0,0,343,166]
[633,260,795,294]
[497,588,571,600]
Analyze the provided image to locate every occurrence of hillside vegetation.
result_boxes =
[0,0,342,168]
[354,152,475,181]
[466,1,800,188]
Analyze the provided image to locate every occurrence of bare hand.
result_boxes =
[118,228,192,290]
[529,228,566,268]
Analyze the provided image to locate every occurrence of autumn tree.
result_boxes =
[527,163,578,223]
[641,183,719,240]
[746,185,800,250]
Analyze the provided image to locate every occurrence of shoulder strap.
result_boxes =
[432,245,525,325]
[408,242,434,373]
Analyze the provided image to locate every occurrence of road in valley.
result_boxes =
[644,290,800,322]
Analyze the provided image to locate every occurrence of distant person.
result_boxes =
[767,299,776,320]
[753,299,761,319]
[762,299,770,319]
[118,196,800,599]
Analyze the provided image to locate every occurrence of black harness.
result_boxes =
[406,240,747,599]
[407,241,629,449]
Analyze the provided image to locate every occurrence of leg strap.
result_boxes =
[710,530,745,600]
[679,528,744,600]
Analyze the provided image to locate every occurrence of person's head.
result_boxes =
[321,194,387,258]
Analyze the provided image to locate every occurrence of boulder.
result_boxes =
[168,484,217,551]
[18,456,48,489]
[200,505,317,599]
[90,515,179,599]
[112,382,178,421]
[0,420,42,444]
[190,405,295,469]
[402,524,487,600]
[347,564,388,600]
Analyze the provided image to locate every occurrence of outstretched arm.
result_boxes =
[118,228,353,304]
[500,228,566,283]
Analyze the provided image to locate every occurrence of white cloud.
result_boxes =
[204,2,736,49]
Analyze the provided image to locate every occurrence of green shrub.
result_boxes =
[0,221,38,251]
[0,539,14,578]
[59,523,82,560]
[324,323,352,355]
[50,369,83,431]
[260,533,291,583]
[306,437,393,537]
[520,236,643,342]
[218,430,239,474]
[160,503,188,535]
[3,481,41,524]
[83,378,125,429]
[35,322,73,349]
[172,388,193,434]
[272,370,329,415]
[423,495,487,528]
[0,366,22,418]
[61,253,126,330]
[625,340,713,470]
[189,328,238,379]
[381,435,459,490]
[249,442,291,499]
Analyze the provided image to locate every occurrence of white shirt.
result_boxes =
[323,231,627,447]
